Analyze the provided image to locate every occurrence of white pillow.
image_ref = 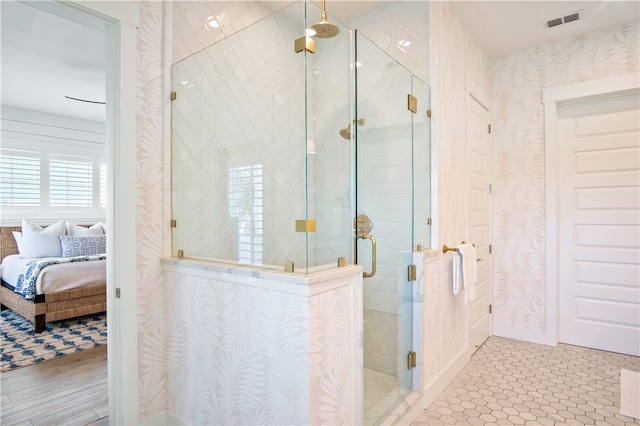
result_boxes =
[59,235,107,257]
[19,219,66,258]
[66,221,104,236]
[12,231,23,253]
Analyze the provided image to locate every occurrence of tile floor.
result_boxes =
[410,336,640,426]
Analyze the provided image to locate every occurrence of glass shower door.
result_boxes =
[354,31,415,424]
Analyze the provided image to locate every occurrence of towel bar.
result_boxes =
[442,241,474,254]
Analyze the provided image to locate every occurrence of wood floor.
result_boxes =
[1,345,109,426]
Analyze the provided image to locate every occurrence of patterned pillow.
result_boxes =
[59,235,107,257]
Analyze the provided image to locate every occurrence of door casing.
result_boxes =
[543,73,640,347]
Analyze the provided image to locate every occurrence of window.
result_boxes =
[228,165,263,264]
[50,157,93,207]
[0,153,40,207]
[0,149,106,215]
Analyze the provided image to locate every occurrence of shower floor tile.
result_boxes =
[364,368,408,425]
[409,336,640,426]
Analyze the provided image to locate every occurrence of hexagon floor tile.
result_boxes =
[410,336,640,426]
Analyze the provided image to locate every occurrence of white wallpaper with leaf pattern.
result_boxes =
[424,1,489,386]
[490,22,639,333]
[162,263,360,425]
[135,0,170,418]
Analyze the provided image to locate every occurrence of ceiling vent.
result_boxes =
[546,10,582,29]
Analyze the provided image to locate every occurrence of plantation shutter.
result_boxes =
[50,158,93,207]
[0,154,41,206]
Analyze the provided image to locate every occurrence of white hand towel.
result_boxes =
[452,251,462,295]
[458,243,477,300]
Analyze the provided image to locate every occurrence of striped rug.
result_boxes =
[0,310,107,372]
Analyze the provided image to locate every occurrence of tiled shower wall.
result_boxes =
[490,22,640,336]
[171,4,308,266]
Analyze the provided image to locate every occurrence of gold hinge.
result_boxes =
[488,124,491,134]
[285,261,295,272]
[115,288,121,299]
[427,109,432,118]
[427,217,432,225]
[295,219,316,233]
[177,249,184,258]
[407,94,417,113]
[489,244,492,254]
[337,257,345,267]
[170,219,177,228]
[170,91,177,101]
[408,264,417,281]
[294,36,315,54]
[407,351,417,369]
[489,304,493,314]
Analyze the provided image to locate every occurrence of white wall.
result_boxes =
[0,105,106,225]
[490,22,640,340]
[421,0,490,404]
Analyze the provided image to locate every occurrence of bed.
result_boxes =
[0,221,107,333]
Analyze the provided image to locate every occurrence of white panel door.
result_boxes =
[467,95,491,351]
[558,91,640,356]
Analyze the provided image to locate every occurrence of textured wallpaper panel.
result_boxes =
[164,267,310,425]
[136,0,169,418]
[309,280,360,424]
[424,1,490,384]
[490,23,640,332]
[163,264,361,424]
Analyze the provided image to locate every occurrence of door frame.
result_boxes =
[464,79,492,356]
[542,73,639,347]
[45,1,140,423]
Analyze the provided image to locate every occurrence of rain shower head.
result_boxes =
[339,118,365,140]
[310,0,340,39]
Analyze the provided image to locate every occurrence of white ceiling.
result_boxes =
[1,0,106,123]
[1,1,637,123]
[451,1,640,57]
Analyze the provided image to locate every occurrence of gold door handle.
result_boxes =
[356,234,377,278]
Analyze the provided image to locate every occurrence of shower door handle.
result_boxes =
[356,234,377,278]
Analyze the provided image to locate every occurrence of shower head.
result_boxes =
[339,124,351,140]
[339,118,366,140]
[310,0,340,39]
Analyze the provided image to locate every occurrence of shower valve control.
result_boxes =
[354,214,372,237]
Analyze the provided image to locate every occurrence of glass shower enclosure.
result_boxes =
[171,2,430,423]
[354,31,430,423]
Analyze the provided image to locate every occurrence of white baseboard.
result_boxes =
[423,349,470,409]
[139,411,184,425]
[492,323,553,346]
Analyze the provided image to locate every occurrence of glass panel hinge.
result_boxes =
[407,94,418,113]
[407,351,417,369]
[408,264,417,281]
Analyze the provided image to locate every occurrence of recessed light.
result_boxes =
[205,16,220,30]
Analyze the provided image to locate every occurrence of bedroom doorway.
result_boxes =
[0,0,110,422]
[1,1,139,423]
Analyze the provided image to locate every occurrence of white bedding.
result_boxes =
[0,254,106,295]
